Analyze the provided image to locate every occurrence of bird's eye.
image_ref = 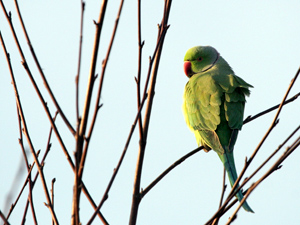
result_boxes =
[197,57,203,62]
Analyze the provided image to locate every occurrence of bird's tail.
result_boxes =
[218,151,254,213]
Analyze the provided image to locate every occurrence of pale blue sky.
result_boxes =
[1,1,300,224]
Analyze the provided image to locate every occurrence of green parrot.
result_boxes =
[182,46,254,213]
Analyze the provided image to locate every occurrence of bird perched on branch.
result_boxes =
[182,45,254,212]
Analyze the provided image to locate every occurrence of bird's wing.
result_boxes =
[183,73,224,153]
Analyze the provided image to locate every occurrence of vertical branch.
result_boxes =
[129,1,172,224]
[75,1,85,120]
[78,0,108,138]
[218,167,227,208]
[72,122,81,225]
[72,1,108,224]
[51,178,56,225]
[211,168,227,225]
[136,0,144,141]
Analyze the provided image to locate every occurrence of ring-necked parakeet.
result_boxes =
[182,46,254,213]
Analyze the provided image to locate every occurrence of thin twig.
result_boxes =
[75,1,85,120]
[13,0,76,135]
[211,167,227,225]
[51,178,56,225]
[243,91,300,124]
[14,112,107,224]
[218,167,227,209]
[78,0,108,139]
[136,0,145,143]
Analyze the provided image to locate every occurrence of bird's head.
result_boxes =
[183,46,220,78]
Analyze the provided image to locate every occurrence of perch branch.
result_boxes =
[140,146,203,198]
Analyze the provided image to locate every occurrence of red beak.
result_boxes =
[183,61,191,77]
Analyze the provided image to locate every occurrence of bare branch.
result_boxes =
[79,0,108,138]
[136,0,144,142]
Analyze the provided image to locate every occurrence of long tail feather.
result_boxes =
[218,151,254,213]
